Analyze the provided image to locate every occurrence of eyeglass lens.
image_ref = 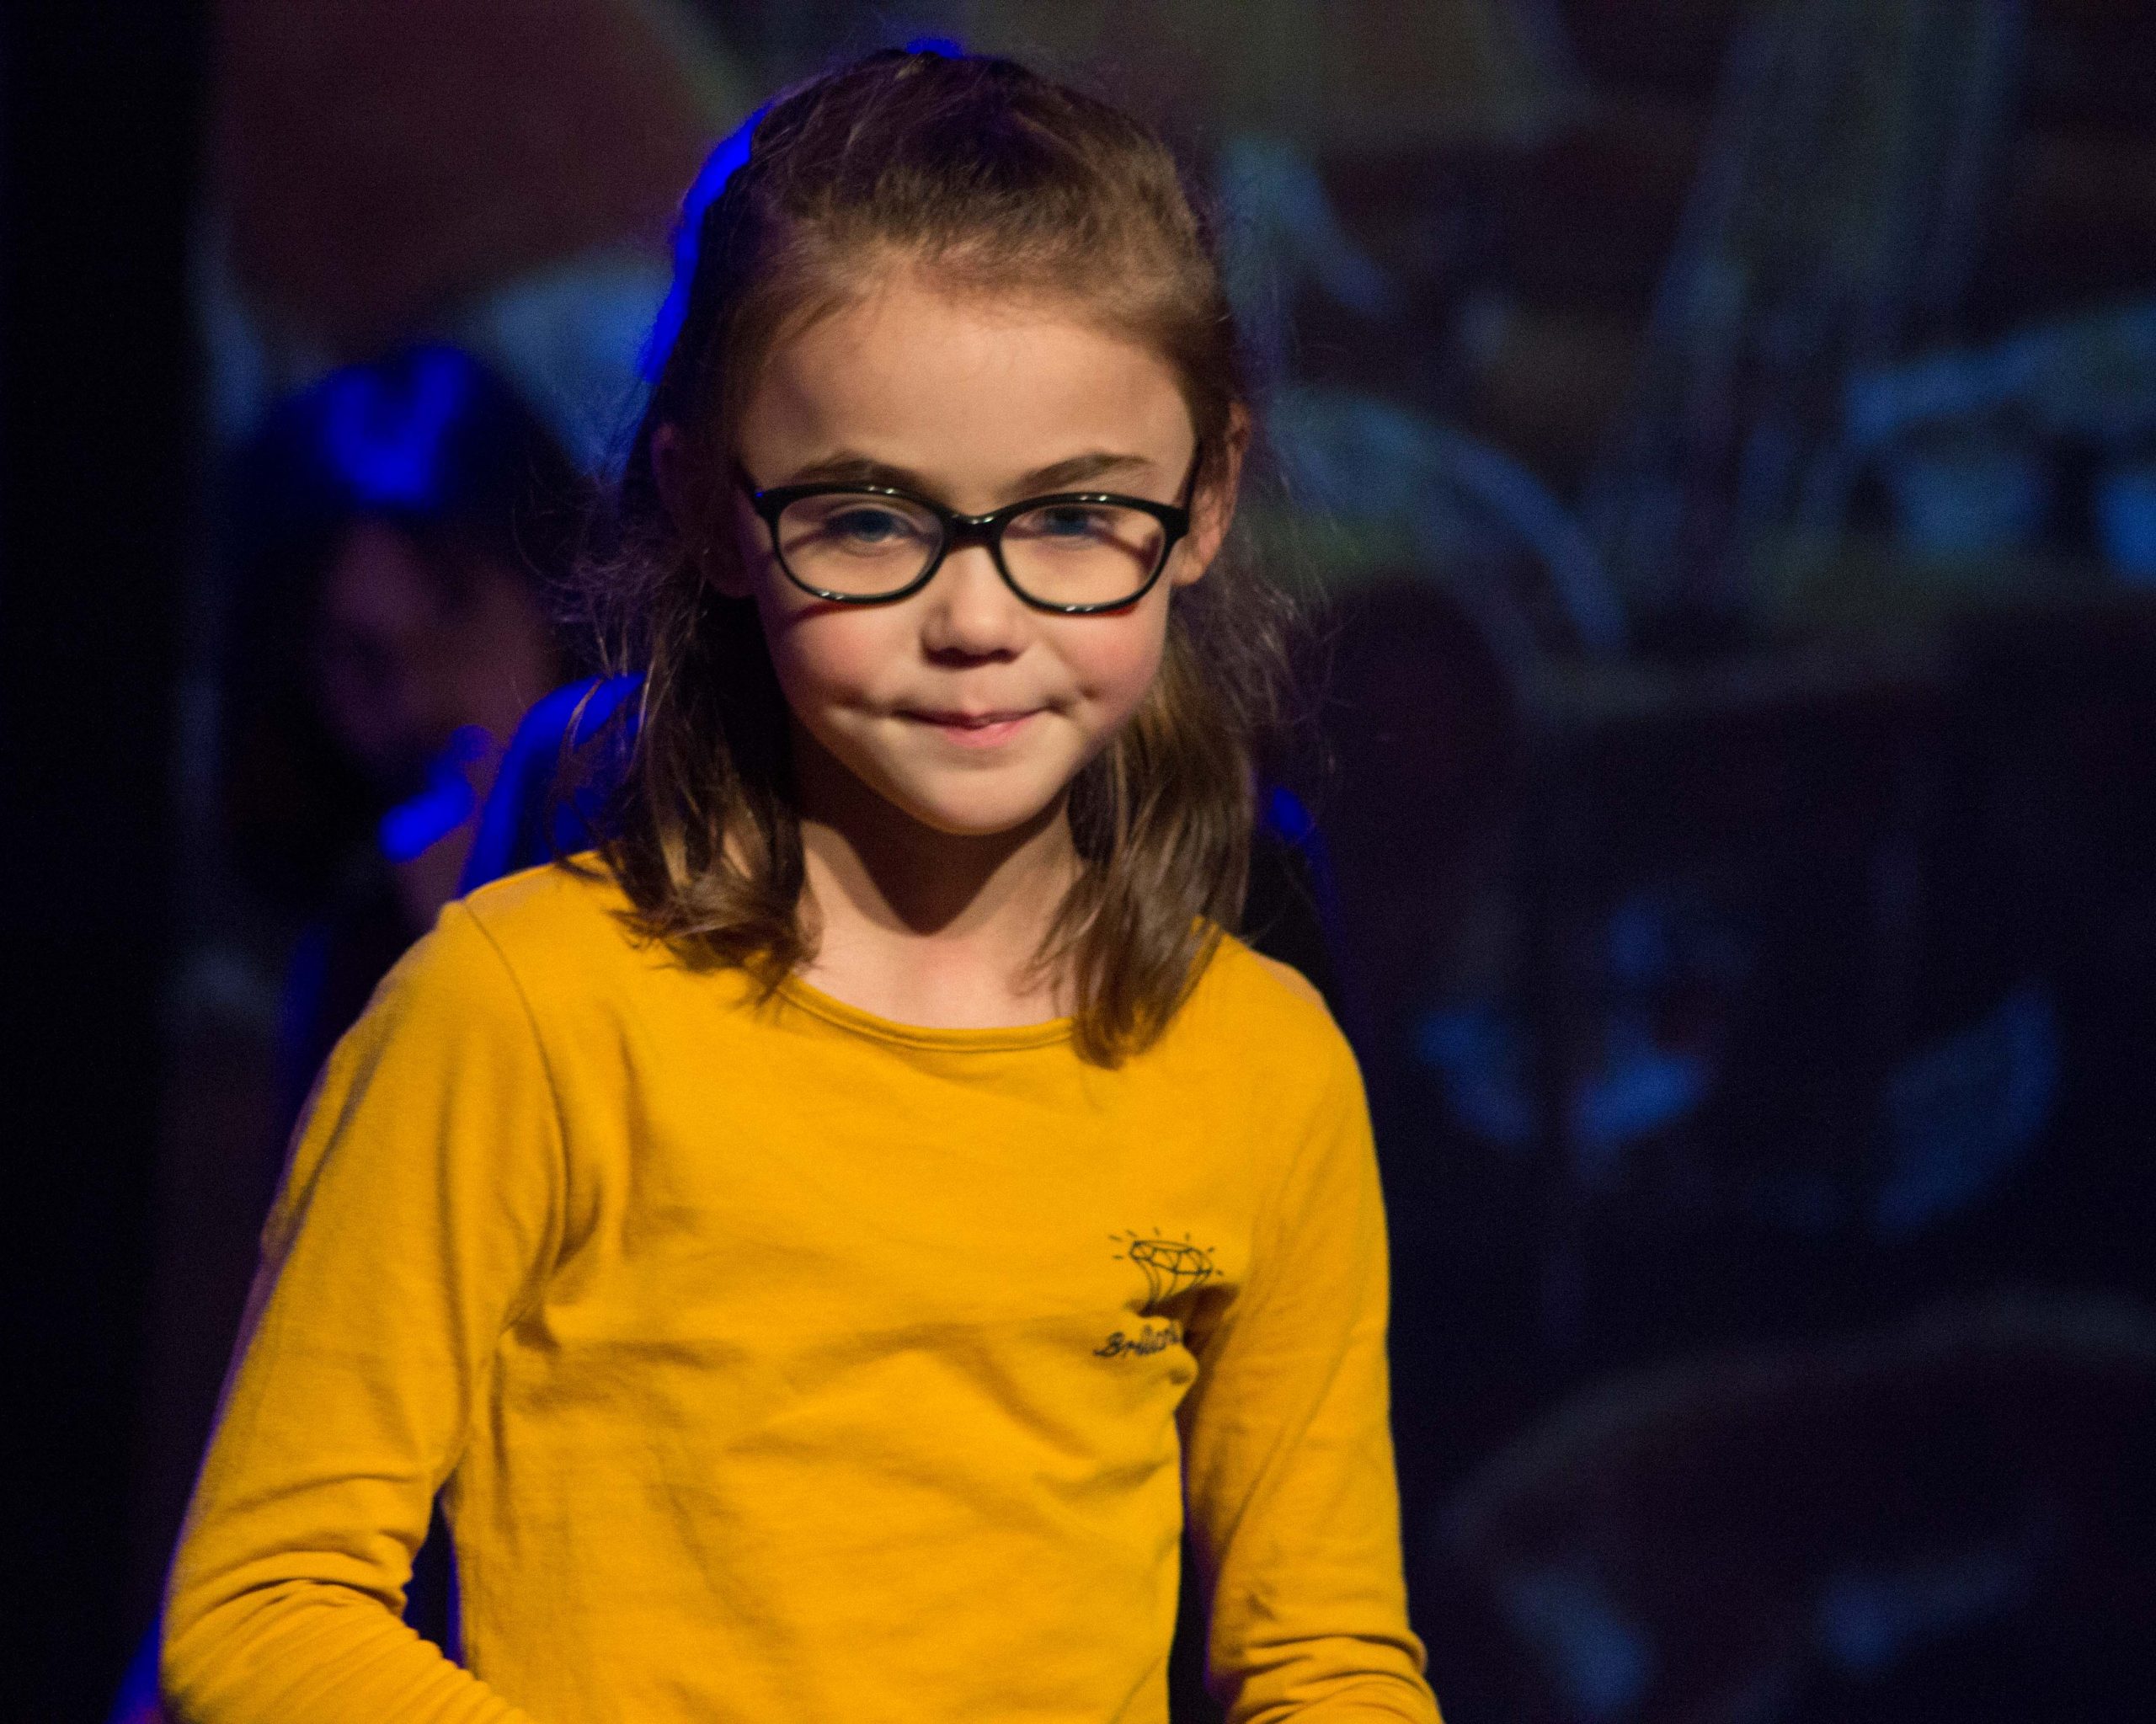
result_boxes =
[773,494,1168,606]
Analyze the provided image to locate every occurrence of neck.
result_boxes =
[790,729,1080,1028]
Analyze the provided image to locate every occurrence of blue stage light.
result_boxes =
[320,345,467,510]
[641,113,761,383]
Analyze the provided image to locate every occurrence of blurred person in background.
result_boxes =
[218,343,585,1124]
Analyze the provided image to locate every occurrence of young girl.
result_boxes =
[163,49,1440,1724]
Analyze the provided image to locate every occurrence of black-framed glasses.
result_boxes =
[739,458,1198,614]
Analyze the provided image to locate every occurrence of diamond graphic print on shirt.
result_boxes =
[1109,1230,1217,1314]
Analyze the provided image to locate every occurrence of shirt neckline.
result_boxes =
[774,973,1075,1054]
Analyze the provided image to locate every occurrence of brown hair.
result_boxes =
[583,47,1290,1063]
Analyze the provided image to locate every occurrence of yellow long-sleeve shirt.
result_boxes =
[163,860,1438,1723]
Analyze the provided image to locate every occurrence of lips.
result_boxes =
[902,707,1042,747]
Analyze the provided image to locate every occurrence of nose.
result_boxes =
[917,541,1028,660]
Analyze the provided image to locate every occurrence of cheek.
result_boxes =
[739,517,892,709]
[1059,609,1171,722]
[759,599,905,712]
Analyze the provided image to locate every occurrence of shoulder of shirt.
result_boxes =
[456,851,631,937]
[429,854,651,998]
[1186,931,1355,1071]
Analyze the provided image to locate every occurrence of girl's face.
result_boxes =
[712,268,1233,841]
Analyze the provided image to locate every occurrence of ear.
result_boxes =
[652,422,754,599]
[1171,403,1249,589]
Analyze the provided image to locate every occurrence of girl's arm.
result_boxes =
[161,901,558,1723]
[1179,1029,1442,1723]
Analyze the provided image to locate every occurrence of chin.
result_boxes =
[885,773,1069,840]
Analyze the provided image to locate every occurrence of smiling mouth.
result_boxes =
[902,709,1042,747]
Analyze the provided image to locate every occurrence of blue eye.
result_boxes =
[825,506,918,545]
[1028,504,1117,542]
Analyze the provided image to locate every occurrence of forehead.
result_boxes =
[739,266,1193,481]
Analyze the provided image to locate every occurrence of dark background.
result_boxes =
[6,3,2153,1719]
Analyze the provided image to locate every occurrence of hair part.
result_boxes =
[581,48,1291,1063]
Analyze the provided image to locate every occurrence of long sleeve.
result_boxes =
[1179,1035,1440,1723]
[162,900,563,1724]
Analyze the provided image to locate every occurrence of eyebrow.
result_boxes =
[772,449,1159,499]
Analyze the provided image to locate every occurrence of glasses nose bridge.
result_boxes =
[926,505,1015,586]
[916,508,1031,651]
[939,506,1004,558]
